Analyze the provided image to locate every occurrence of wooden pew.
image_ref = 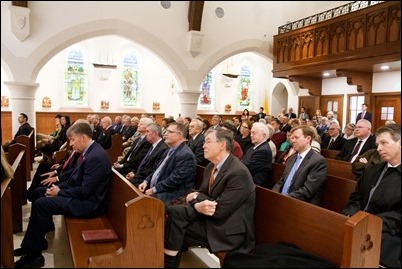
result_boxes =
[7,143,28,232]
[64,168,164,268]
[195,165,206,189]
[53,139,71,163]
[321,149,340,159]
[106,134,122,165]
[1,178,13,268]
[253,186,382,267]
[16,128,34,171]
[326,158,356,181]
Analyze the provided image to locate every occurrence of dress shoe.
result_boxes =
[14,241,48,257]
[14,254,45,268]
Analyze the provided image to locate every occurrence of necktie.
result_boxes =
[281,155,302,195]
[208,165,217,195]
[361,112,365,119]
[348,140,362,162]
[127,137,143,161]
[363,166,391,211]
[327,138,334,149]
[61,151,76,173]
[137,146,154,173]
[150,148,174,187]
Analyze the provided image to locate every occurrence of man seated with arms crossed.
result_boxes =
[14,122,112,268]
[273,125,327,205]
[342,124,401,268]
[163,128,255,267]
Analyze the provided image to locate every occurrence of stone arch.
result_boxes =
[270,80,298,116]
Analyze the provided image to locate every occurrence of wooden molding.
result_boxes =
[288,76,322,96]
[336,69,372,93]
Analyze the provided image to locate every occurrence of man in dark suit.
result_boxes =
[273,125,327,205]
[321,122,346,150]
[336,119,377,162]
[285,107,297,119]
[14,122,111,268]
[342,124,401,268]
[127,123,168,185]
[163,128,255,268]
[187,119,208,166]
[241,122,272,186]
[113,117,153,176]
[356,103,372,123]
[96,116,116,150]
[255,107,266,121]
[2,112,33,151]
[138,122,196,205]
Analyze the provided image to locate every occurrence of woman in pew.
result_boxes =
[342,124,401,268]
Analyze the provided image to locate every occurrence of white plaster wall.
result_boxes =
[373,71,401,92]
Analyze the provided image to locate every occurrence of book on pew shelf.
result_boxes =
[81,229,118,243]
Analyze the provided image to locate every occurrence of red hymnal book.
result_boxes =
[81,229,118,243]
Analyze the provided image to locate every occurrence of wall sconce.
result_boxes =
[1,96,9,107]
[225,104,232,112]
[100,100,109,109]
[152,102,160,111]
[42,96,51,108]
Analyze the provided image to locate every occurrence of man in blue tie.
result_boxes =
[272,125,327,205]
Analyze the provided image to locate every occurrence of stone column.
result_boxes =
[5,81,39,135]
[176,91,201,118]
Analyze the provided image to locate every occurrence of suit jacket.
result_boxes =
[336,135,377,162]
[96,127,116,149]
[188,133,208,166]
[196,154,256,253]
[280,123,292,133]
[131,140,169,183]
[273,149,327,205]
[321,135,346,150]
[92,123,102,141]
[351,148,383,178]
[13,122,33,141]
[255,112,266,121]
[356,111,372,123]
[285,112,296,119]
[57,142,111,217]
[145,141,196,205]
[342,162,401,268]
[241,141,272,187]
[117,136,151,174]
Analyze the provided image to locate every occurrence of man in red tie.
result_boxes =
[163,128,255,268]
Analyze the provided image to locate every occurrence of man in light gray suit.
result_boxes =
[273,125,327,205]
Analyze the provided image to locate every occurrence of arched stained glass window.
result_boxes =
[64,49,88,105]
[198,71,215,109]
[121,52,140,107]
[237,65,252,110]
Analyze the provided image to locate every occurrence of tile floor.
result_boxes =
[12,161,220,268]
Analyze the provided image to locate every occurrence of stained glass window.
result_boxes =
[64,49,88,105]
[121,52,140,107]
[237,65,252,110]
[198,71,215,109]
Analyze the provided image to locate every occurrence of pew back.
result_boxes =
[326,158,355,180]
[65,168,164,268]
[1,178,13,268]
[320,175,357,213]
[254,186,382,267]
[106,134,122,164]
[321,149,340,159]
[15,128,34,171]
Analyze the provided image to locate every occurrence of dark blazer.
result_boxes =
[285,112,296,119]
[321,135,346,150]
[336,135,377,162]
[117,136,151,175]
[145,142,196,205]
[280,123,292,133]
[196,154,256,253]
[342,162,401,268]
[92,123,102,141]
[57,142,111,217]
[131,139,169,184]
[241,141,272,187]
[188,133,208,166]
[13,122,33,141]
[121,126,136,142]
[96,127,116,150]
[356,111,372,123]
[255,112,266,121]
[273,149,327,205]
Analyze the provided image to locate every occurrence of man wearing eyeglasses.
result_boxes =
[321,122,346,150]
[138,122,196,205]
[163,128,255,268]
[336,119,376,163]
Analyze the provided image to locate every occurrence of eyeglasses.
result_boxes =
[355,126,368,129]
[166,129,181,135]
[204,140,221,145]
[241,126,249,129]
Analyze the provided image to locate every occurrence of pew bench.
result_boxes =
[15,128,35,172]
[321,148,340,159]
[326,158,356,180]
[251,186,382,267]
[106,134,123,165]
[64,168,165,268]
[1,177,13,268]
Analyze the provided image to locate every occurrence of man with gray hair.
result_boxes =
[187,119,208,166]
[14,122,111,268]
[321,121,346,150]
[241,122,272,187]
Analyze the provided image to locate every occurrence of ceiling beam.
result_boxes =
[188,1,204,31]
[12,1,28,7]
